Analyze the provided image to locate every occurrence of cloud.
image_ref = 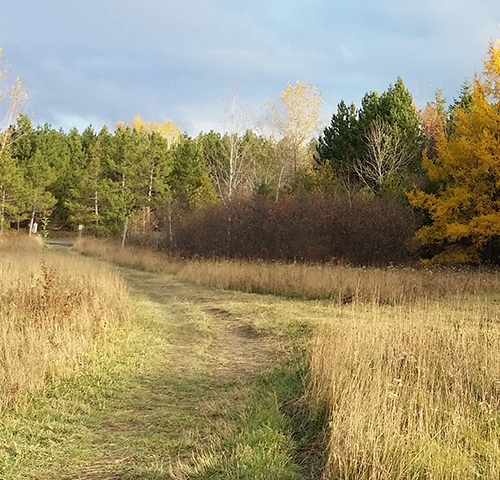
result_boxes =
[1,0,500,134]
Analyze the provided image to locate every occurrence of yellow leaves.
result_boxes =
[117,115,181,147]
[409,64,500,262]
[446,222,470,241]
[276,81,323,145]
[470,213,500,239]
[483,37,500,100]
[407,189,438,213]
[264,80,323,175]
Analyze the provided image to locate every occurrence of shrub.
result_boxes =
[170,195,417,265]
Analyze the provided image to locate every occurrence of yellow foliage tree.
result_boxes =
[116,115,181,147]
[264,81,323,199]
[408,38,500,263]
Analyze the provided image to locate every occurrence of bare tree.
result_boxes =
[354,119,412,194]
[0,47,28,152]
[0,47,28,233]
[205,93,256,205]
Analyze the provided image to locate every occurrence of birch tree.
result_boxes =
[354,119,413,194]
[202,94,255,205]
[264,81,323,199]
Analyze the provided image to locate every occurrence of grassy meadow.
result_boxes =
[309,298,500,478]
[74,237,500,304]
[4,235,500,478]
[74,237,500,478]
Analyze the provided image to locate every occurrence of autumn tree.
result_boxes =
[264,81,323,199]
[421,89,447,161]
[129,115,181,145]
[408,38,500,263]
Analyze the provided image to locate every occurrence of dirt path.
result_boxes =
[71,267,297,479]
[121,267,284,381]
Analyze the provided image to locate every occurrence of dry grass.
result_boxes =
[0,234,128,411]
[72,238,500,477]
[73,238,500,304]
[309,298,500,478]
[73,237,182,274]
[177,260,500,304]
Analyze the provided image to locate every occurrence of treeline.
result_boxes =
[1,38,500,264]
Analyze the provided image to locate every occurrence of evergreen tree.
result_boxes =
[22,148,57,234]
[32,125,71,225]
[0,149,27,231]
[316,100,362,170]
[317,77,422,195]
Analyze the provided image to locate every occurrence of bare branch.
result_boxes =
[0,47,28,153]
[354,119,412,193]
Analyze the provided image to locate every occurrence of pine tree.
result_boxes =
[22,148,57,234]
[0,149,27,231]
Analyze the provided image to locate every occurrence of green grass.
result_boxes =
[0,267,324,479]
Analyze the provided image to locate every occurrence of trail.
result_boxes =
[71,267,294,479]
[121,268,282,381]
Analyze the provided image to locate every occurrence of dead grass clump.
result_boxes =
[308,300,500,478]
[0,237,128,411]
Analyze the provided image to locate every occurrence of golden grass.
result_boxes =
[177,260,500,304]
[73,238,500,476]
[0,235,128,411]
[309,299,500,478]
[73,238,500,304]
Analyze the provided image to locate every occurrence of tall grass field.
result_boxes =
[309,298,500,478]
[74,237,500,303]
[0,235,128,411]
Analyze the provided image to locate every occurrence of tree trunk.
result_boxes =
[1,187,5,233]
[94,190,99,226]
[121,216,129,249]
[167,200,173,249]
[29,207,36,236]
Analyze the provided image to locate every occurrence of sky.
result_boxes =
[1,0,500,136]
